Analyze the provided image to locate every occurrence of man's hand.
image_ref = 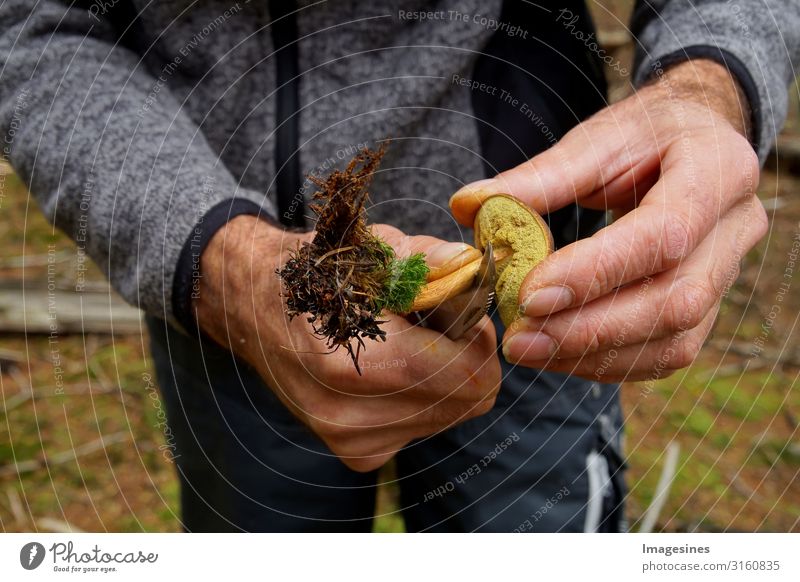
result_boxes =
[193,215,501,472]
[450,59,768,382]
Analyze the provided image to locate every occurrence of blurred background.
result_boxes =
[1,1,798,532]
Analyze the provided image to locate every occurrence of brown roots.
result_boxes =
[277,145,427,373]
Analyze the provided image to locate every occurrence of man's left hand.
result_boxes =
[450,59,768,382]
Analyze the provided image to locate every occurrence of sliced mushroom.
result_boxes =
[408,195,551,324]
[473,194,553,326]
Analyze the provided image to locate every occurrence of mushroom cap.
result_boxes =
[473,194,554,327]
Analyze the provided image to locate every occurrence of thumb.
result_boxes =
[371,224,479,279]
[395,234,480,277]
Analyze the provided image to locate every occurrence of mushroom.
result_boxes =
[473,194,553,326]
[410,194,553,327]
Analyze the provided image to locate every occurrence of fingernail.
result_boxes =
[503,331,557,362]
[425,242,470,268]
[522,286,574,316]
[449,178,499,204]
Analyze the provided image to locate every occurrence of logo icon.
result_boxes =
[20,542,46,570]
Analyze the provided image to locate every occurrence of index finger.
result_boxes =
[449,113,633,225]
[518,134,757,316]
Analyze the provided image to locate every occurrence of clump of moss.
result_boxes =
[277,145,428,373]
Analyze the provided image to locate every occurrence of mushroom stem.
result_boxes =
[409,246,512,312]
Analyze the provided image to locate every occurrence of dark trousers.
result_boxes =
[147,314,626,532]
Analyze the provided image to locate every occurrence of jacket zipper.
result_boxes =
[269,0,304,228]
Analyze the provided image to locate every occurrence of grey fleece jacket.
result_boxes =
[0,0,797,330]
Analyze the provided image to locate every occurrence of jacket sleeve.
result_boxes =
[631,0,800,162]
[0,1,274,330]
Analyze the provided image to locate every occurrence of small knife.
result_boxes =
[415,242,496,340]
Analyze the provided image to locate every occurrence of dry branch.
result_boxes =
[0,432,129,478]
[0,282,142,334]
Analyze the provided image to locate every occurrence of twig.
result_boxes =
[0,250,72,269]
[0,348,24,370]
[0,431,129,477]
[692,359,768,382]
[36,517,84,533]
[1,383,124,415]
[5,486,28,528]
[785,409,799,431]
[0,367,34,414]
[639,441,681,533]
[85,336,114,388]
[707,339,800,368]
[760,196,786,211]
[725,471,764,503]
[314,245,355,266]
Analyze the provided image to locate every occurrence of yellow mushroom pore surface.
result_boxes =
[475,196,551,327]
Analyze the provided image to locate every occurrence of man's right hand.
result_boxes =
[193,215,501,472]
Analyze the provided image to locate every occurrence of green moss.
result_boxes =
[684,407,717,437]
[376,252,429,314]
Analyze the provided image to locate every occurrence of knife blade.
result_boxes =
[417,241,496,340]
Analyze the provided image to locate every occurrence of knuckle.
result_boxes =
[587,248,621,299]
[729,135,760,193]
[459,360,501,403]
[481,360,502,395]
[667,277,715,331]
[719,260,742,296]
[748,196,769,240]
[581,311,609,353]
[661,211,693,266]
[668,335,704,370]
